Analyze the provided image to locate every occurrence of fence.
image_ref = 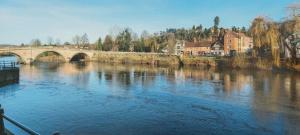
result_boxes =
[0,61,18,70]
[0,105,40,135]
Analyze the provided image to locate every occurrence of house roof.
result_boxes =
[185,41,212,48]
[211,42,224,49]
[225,30,248,38]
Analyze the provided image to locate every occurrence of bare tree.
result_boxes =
[47,37,54,46]
[72,35,81,47]
[109,26,123,40]
[55,38,61,46]
[287,3,300,18]
[141,30,150,39]
[167,33,176,55]
[81,33,89,48]
[31,39,42,47]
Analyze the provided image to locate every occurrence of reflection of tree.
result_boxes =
[98,71,103,80]
[116,71,131,88]
[104,72,113,81]
[33,62,61,72]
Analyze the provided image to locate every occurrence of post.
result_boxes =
[0,104,5,135]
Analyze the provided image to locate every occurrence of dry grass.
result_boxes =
[93,52,180,66]
[181,56,217,67]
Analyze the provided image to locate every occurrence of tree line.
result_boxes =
[28,16,248,54]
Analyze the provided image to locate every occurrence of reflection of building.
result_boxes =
[184,41,212,56]
[224,31,253,55]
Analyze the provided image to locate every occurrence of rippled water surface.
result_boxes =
[0,57,300,135]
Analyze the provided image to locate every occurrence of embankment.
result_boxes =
[181,56,217,67]
[0,68,19,86]
[92,52,181,67]
[33,51,300,72]
[180,56,300,72]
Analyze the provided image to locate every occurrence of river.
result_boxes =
[0,56,300,135]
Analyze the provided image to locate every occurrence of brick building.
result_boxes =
[223,31,253,55]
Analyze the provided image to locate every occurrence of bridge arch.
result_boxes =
[70,52,90,62]
[34,51,66,63]
[0,51,26,64]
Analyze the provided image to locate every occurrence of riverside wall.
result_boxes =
[0,68,19,87]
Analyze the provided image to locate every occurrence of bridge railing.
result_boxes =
[0,61,18,70]
[0,105,40,135]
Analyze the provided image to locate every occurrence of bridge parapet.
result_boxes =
[0,47,95,64]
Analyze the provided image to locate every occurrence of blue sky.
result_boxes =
[0,0,297,44]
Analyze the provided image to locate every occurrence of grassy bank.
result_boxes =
[218,56,273,70]
[181,55,300,72]
[33,51,300,72]
[181,56,217,67]
[34,52,65,63]
[92,52,181,67]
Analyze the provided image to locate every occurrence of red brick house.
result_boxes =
[224,30,253,55]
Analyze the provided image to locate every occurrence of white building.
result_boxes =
[211,42,224,56]
[175,40,185,55]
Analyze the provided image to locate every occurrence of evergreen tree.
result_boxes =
[96,37,103,50]
[103,35,113,51]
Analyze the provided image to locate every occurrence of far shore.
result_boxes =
[33,52,300,72]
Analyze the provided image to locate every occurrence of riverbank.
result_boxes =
[35,52,300,72]
[92,52,181,67]
[180,56,300,72]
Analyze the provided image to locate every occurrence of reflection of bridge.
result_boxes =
[0,47,95,64]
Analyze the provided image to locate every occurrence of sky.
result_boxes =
[0,0,298,44]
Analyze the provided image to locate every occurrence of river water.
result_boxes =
[0,56,300,135]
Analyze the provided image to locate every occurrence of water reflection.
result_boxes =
[18,62,300,111]
[0,62,300,135]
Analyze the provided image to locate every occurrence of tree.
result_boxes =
[213,16,220,38]
[133,40,144,52]
[81,33,89,48]
[103,35,113,51]
[47,37,54,46]
[64,42,71,45]
[167,33,176,55]
[116,28,132,52]
[141,30,150,39]
[203,28,212,39]
[250,17,268,56]
[31,39,42,47]
[141,30,151,52]
[96,37,103,50]
[265,23,281,67]
[232,26,239,32]
[55,38,61,46]
[214,16,220,27]
[72,35,81,47]
[241,27,247,34]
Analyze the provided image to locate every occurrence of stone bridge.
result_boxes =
[0,47,95,64]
